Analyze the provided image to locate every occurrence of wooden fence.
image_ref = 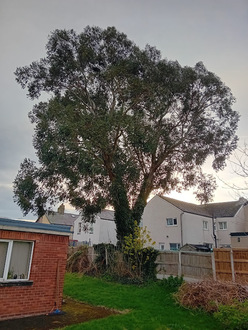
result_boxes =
[157,249,248,283]
[214,248,248,283]
[156,250,214,280]
[68,246,248,283]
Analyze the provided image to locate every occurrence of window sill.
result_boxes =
[0,280,33,287]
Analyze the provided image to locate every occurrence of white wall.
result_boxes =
[73,215,117,245]
[182,213,214,247]
[215,206,246,247]
[142,195,182,250]
[99,219,117,245]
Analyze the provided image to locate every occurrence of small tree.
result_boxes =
[123,221,158,280]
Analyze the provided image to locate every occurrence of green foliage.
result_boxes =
[14,26,239,241]
[123,221,159,280]
[159,275,184,291]
[214,301,248,330]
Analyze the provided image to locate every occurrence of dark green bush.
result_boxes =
[214,301,248,330]
[159,275,184,291]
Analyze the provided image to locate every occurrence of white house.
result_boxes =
[142,195,248,251]
[37,204,117,246]
[73,209,117,246]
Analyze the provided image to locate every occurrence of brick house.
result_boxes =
[0,218,71,320]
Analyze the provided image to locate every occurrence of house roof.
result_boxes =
[40,208,114,226]
[98,209,114,221]
[43,211,78,226]
[181,243,211,252]
[158,195,247,218]
[159,196,210,217]
[0,217,71,235]
[230,232,248,237]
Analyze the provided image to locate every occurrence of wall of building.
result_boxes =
[182,213,214,247]
[73,216,117,245]
[216,207,246,247]
[142,196,183,250]
[231,235,248,248]
[0,229,68,320]
[142,196,216,250]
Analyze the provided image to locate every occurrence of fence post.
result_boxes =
[105,246,108,266]
[230,249,235,282]
[211,252,216,281]
[178,251,182,277]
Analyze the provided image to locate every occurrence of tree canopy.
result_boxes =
[14,26,239,242]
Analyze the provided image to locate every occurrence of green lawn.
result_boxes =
[63,273,223,330]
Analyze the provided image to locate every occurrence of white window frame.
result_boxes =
[159,243,165,251]
[203,221,208,230]
[166,218,177,226]
[77,222,82,234]
[0,239,34,282]
[218,221,227,230]
[170,243,180,251]
[88,224,94,235]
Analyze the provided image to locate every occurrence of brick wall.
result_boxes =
[0,230,69,320]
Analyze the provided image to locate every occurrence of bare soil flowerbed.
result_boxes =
[0,297,119,330]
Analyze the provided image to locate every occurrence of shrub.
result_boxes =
[159,275,184,291]
[214,301,248,330]
[123,221,159,281]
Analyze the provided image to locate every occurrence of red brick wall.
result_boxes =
[0,230,69,320]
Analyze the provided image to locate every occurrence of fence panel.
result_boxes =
[156,251,179,276]
[214,248,232,281]
[157,251,213,280]
[181,252,213,279]
[214,248,248,283]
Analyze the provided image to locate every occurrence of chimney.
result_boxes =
[58,203,65,215]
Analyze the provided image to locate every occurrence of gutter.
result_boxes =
[180,212,184,247]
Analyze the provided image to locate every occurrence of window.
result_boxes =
[170,243,180,251]
[0,240,33,281]
[159,243,165,251]
[166,218,177,226]
[88,224,94,235]
[218,222,227,230]
[77,222,82,234]
[203,221,208,230]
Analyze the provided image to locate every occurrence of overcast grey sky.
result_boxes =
[0,0,247,219]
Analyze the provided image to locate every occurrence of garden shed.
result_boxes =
[0,218,71,320]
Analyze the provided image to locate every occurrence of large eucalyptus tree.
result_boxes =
[14,26,239,242]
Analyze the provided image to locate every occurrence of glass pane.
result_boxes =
[8,242,32,280]
[0,242,8,278]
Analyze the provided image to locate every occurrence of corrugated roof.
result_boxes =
[158,195,247,218]
[0,217,71,235]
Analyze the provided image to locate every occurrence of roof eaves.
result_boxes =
[0,218,72,236]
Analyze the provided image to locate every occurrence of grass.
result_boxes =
[63,273,223,330]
